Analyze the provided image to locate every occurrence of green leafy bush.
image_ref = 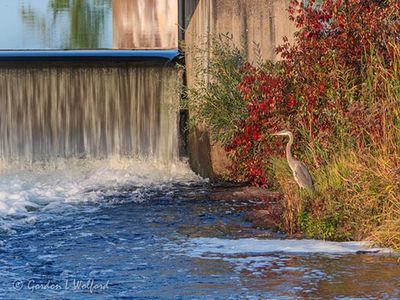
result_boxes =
[185,34,249,145]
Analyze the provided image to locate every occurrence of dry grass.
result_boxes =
[272,43,400,249]
[271,157,301,234]
[371,219,400,252]
[273,149,400,247]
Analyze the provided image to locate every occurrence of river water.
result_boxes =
[0,159,398,299]
[0,1,398,299]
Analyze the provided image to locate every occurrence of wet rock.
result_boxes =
[210,185,284,230]
[244,205,283,230]
[356,249,381,254]
[210,186,282,202]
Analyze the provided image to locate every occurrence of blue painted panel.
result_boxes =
[0,50,180,62]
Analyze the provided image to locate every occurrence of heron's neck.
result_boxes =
[286,133,294,163]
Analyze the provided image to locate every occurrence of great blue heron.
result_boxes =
[272,129,314,190]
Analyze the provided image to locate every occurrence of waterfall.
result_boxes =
[0,63,180,165]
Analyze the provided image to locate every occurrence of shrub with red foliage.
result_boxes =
[225,64,296,186]
[226,0,400,186]
[279,0,400,116]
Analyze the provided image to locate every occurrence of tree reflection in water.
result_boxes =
[20,0,112,49]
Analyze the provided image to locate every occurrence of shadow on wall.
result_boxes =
[113,0,178,49]
[181,0,215,180]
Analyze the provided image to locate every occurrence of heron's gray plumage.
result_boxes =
[294,161,313,189]
[272,129,314,190]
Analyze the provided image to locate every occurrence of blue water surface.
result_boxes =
[0,177,399,299]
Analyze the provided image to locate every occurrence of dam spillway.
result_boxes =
[0,61,180,165]
[0,0,181,166]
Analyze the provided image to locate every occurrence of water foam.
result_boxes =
[181,237,391,256]
[0,158,201,232]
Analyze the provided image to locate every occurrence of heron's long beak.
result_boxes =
[271,131,286,136]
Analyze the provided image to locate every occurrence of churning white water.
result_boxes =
[0,158,200,233]
[0,63,198,233]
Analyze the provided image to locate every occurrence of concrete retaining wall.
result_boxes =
[183,0,296,180]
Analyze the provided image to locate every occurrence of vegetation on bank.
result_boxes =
[186,0,400,250]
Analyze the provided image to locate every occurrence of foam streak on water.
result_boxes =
[180,237,391,256]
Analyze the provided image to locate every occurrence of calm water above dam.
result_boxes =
[0,0,177,50]
[0,0,112,49]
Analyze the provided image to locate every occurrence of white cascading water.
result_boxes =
[0,63,199,231]
[0,64,179,164]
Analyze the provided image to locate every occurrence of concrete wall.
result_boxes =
[184,0,296,180]
[113,0,178,49]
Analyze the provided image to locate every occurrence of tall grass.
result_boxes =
[274,43,400,249]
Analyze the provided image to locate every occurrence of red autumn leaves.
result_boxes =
[225,0,400,186]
